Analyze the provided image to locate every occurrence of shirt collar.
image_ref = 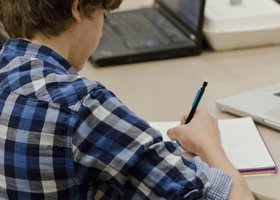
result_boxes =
[2,38,78,75]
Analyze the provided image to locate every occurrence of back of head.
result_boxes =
[0,0,122,39]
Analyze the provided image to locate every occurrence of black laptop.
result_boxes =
[91,0,206,66]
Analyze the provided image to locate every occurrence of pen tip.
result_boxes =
[203,81,208,87]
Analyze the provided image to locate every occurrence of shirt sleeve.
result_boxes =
[72,84,232,199]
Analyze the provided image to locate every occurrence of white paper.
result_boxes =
[149,117,276,172]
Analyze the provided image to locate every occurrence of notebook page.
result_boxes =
[149,117,276,173]
[218,117,275,171]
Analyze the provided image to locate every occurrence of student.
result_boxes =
[0,0,254,199]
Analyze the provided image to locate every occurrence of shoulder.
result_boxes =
[36,70,108,111]
[0,51,109,111]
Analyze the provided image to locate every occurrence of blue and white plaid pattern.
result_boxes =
[0,39,232,199]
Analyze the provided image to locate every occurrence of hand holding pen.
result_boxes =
[176,81,208,146]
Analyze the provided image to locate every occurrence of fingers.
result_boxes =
[180,114,188,125]
[167,126,181,141]
[167,109,220,155]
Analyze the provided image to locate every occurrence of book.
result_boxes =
[149,117,277,175]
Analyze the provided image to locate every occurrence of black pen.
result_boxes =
[176,81,208,146]
[185,81,208,124]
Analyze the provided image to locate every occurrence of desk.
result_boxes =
[80,0,280,198]
[80,45,280,199]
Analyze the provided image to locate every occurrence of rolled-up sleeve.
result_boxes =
[193,157,232,199]
[72,84,232,199]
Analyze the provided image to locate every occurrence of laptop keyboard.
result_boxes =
[107,10,190,49]
[145,10,189,43]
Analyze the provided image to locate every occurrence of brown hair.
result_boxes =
[0,0,122,39]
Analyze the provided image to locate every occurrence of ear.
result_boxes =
[71,0,82,23]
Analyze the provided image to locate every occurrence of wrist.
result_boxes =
[198,145,229,167]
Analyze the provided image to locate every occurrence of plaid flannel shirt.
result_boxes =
[0,39,232,200]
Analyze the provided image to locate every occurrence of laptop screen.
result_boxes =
[158,0,205,35]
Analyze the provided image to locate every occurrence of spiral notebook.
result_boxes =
[149,117,277,175]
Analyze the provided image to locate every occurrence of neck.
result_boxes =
[28,32,71,60]
[25,25,81,71]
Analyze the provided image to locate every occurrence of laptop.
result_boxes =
[216,83,280,131]
[91,0,206,66]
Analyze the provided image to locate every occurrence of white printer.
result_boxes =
[203,0,280,50]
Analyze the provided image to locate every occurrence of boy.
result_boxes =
[0,0,254,199]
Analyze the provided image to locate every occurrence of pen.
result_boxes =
[176,81,208,146]
[185,81,208,124]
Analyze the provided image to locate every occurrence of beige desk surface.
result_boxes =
[80,45,280,199]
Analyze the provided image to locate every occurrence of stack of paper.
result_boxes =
[149,117,277,175]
